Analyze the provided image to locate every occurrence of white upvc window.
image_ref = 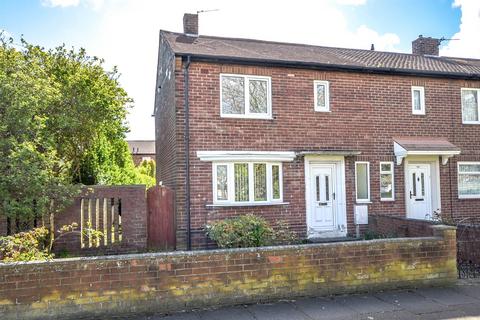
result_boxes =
[355,161,370,203]
[379,162,394,201]
[314,80,330,112]
[458,162,480,198]
[411,86,425,115]
[212,162,283,205]
[220,74,272,119]
[461,88,480,124]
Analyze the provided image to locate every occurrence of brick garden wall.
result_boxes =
[159,57,480,249]
[0,185,148,256]
[0,225,456,320]
[368,214,480,266]
[368,214,435,237]
[53,185,148,256]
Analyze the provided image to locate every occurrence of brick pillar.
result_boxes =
[431,224,457,282]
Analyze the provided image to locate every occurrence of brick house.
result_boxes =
[155,13,480,249]
[127,140,155,165]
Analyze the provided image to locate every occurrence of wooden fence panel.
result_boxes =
[147,186,175,250]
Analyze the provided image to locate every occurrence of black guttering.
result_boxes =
[174,53,480,80]
[184,55,192,251]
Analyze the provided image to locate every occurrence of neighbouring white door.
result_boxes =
[310,164,336,230]
[407,164,432,220]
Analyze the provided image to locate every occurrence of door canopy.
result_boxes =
[393,136,461,165]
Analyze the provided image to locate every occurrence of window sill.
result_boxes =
[206,202,289,208]
[220,114,273,120]
[314,108,331,113]
[355,201,372,204]
[380,199,395,202]
[458,196,480,200]
[462,122,480,125]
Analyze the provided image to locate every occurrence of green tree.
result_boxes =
[0,35,146,231]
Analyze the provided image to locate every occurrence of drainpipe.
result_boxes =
[184,56,192,250]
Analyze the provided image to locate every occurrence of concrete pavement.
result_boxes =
[132,280,480,320]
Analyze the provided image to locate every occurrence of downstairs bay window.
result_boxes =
[213,162,283,205]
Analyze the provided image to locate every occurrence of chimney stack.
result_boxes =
[183,13,198,36]
[412,35,440,56]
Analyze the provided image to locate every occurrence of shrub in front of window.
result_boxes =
[205,214,299,248]
[206,214,274,248]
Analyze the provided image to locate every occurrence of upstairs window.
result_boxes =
[411,86,425,115]
[355,162,370,203]
[462,89,480,124]
[213,162,282,204]
[314,80,330,112]
[220,74,271,119]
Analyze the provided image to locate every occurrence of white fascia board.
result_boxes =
[197,151,296,162]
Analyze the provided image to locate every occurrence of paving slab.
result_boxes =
[415,287,479,306]
[374,290,449,314]
[357,310,420,320]
[247,301,310,320]
[453,284,480,301]
[337,294,400,314]
[198,306,254,320]
[294,297,358,319]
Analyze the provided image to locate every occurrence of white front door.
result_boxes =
[407,164,432,220]
[309,164,336,231]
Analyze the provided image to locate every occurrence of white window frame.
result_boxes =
[379,161,395,201]
[220,74,272,119]
[355,161,370,203]
[314,80,330,112]
[212,162,283,205]
[457,161,480,199]
[411,86,425,115]
[461,88,480,124]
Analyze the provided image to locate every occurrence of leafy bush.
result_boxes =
[272,220,299,245]
[0,227,52,262]
[0,221,105,262]
[206,214,299,248]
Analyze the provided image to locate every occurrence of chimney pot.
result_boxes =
[183,13,198,36]
[412,35,440,56]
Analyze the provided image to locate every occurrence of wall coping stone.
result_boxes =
[431,225,457,231]
[0,236,444,268]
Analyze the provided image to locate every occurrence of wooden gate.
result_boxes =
[147,186,175,250]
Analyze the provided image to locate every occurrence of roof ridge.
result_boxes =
[160,30,410,56]
[159,29,473,61]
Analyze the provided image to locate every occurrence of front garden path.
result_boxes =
[131,279,480,320]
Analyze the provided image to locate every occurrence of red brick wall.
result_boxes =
[0,186,148,256]
[368,214,435,237]
[162,59,480,249]
[0,226,457,319]
[53,185,148,255]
